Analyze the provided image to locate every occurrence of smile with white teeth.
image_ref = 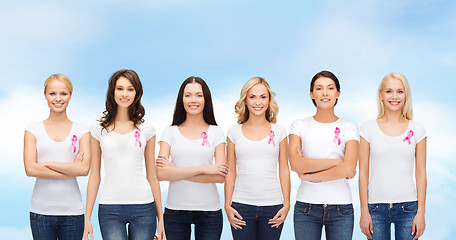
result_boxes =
[188,105,199,109]
[389,101,400,106]
[321,98,331,102]
[53,103,63,107]
[119,98,129,102]
[252,106,263,111]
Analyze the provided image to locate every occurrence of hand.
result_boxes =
[225,205,246,229]
[346,169,357,179]
[412,213,425,240]
[156,155,174,168]
[204,162,228,176]
[268,205,290,228]
[360,212,373,239]
[83,220,94,240]
[74,152,84,162]
[156,219,166,240]
[297,172,311,181]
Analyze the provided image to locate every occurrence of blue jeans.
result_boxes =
[30,212,84,240]
[294,201,354,240]
[230,202,284,240]
[368,201,418,240]
[98,202,157,240]
[164,208,223,240]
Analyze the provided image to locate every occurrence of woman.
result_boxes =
[156,76,227,240]
[359,73,426,240]
[83,69,165,240]
[225,77,290,240]
[24,74,91,240]
[289,70,359,240]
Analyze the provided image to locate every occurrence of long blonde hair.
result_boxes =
[235,77,278,124]
[377,72,413,120]
[44,74,73,94]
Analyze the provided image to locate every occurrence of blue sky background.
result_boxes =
[1,0,455,239]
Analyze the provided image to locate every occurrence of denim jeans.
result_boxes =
[164,208,223,240]
[230,202,284,240]
[294,201,354,240]
[98,202,157,240]
[368,201,418,240]
[30,212,84,240]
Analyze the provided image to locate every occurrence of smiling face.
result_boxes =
[183,82,205,115]
[245,83,269,118]
[379,77,406,113]
[114,76,136,108]
[44,80,72,113]
[310,76,340,109]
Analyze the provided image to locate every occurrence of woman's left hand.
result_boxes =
[156,155,174,168]
[268,205,290,228]
[412,212,425,240]
[156,219,166,240]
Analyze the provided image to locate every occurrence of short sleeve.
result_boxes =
[90,122,103,141]
[413,121,427,143]
[344,121,359,142]
[25,122,38,137]
[141,120,156,141]
[276,124,288,142]
[212,126,226,147]
[359,121,371,142]
[158,126,173,145]
[226,125,237,144]
[289,120,302,138]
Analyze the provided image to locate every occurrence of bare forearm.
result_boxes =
[302,163,355,182]
[290,156,340,174]
[85,175,100,221]
[25,164,70,179]
[43,161,89,177]
[157,165,206,181]
[187,174,225,183]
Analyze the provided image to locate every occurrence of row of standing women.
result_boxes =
[23,70,427,240]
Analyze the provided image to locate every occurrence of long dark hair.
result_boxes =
[172,76,217,126]
[100,69,145,131]
[310,70,341,106]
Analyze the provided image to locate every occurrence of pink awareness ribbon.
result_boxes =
[333,127,341,146]
[201,132,211,147]
[268,130,276,146]
[135,131,142,148]
[403,130,414,145]
[70,135,77,153]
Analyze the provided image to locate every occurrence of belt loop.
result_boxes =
[389,203,393,208]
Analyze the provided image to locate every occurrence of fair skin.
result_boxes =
[225,83,291,230]
[289,76,358,181]
[83,77,165,240]
[359,77,426,240]
[24,79,91,180]
[156,82,227,183]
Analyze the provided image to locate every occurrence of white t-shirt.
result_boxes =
[227,123,287,206]
[360,120,426,203]
[159,125,226,211]
[26,121,89,215]
[290,117,359,204]
[91,120,156,204]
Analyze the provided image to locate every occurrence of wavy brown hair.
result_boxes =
[99,69,145,131]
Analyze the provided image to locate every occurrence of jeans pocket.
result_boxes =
[30,212,42,223]
[294,202,311,215]
[368,204,379,213]
[337,204,354,217]
[401,201,418,213]
[203,210,222,217]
